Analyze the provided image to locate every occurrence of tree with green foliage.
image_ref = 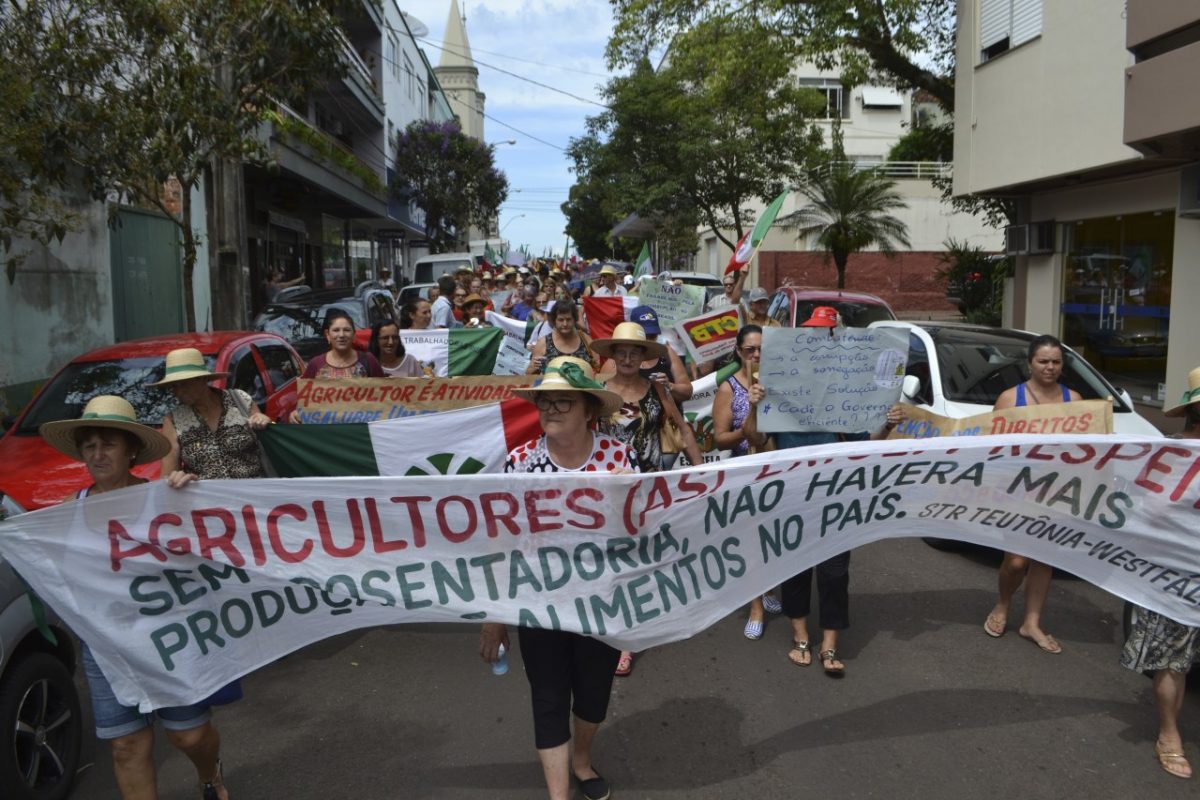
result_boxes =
[571,14,825,250]
[610,0,955,109]
[0,0,349,330]
[796,132,911,289]
[392,120,509,253]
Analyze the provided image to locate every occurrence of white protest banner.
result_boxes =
[758,326,909,434]
[486,311,534,375]
[637,280,706,355]
[4,435,1198,712]
[891,401,1114,440]
[674,306,741,364]
[676,367,735,463]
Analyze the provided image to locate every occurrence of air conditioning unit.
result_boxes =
[1029,220,1056,254]
[1179,164,1200,217]
[1004,224,1029,255]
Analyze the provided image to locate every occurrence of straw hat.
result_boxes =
[590,321,667,360]
[599,264,619,277]
[800,306,839,328]
[1164,366,1200,418]
[462,293,486,307]
[512,356,622,417]
[39,395,170,465]
[147,348,228,387]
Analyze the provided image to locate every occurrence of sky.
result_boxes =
[404,0,619,257]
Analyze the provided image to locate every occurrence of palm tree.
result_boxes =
[795,158,911,290]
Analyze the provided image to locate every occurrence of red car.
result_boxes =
[767,286,897,327]
[0,332,304,511]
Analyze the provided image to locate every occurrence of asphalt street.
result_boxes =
[68,536,1198,799]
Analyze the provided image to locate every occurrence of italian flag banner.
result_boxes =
[725,188,789,275]
[259,399,542,477]
[583,295,640,340]
[400,328,503,377]
[2,434,1196,710]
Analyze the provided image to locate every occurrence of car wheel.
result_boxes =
[0,651,82,800]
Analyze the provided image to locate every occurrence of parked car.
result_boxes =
[869,320,1163,436]
[253,282,397,360]
[0,332,304,512]
[398,282,437,307]
[658,271,725,304]
[0,494,81,800]
[768,286,897,327]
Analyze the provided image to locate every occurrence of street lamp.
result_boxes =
[499,214,525,234]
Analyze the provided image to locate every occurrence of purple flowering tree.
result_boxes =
[392,120,509,252]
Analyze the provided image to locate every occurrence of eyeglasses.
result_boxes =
[740,345,762,354]
[723,283,735,288]
[535,395,578,414]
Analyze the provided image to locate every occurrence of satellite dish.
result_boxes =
[403,13,429,38]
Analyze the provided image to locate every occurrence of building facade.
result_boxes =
[953,0,1200,410]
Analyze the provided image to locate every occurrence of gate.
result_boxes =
[110,208,184,340]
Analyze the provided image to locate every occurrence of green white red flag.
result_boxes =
[725,188,789,275]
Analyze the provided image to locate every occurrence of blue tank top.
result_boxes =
[1015,382,1071,406]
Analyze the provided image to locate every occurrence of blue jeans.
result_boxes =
[81,641,211,740]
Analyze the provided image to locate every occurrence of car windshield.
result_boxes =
[254,302,365,340]
[926,327,1131,411]
[771,296,895,327]
[16,356,216,434]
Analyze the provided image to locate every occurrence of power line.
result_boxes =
[414,37,610,109]
[484,111,567,151]
[418,37,612,79]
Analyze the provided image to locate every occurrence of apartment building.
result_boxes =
[954,0,1200,409]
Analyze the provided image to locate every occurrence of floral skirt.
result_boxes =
[1120,606,1200,673]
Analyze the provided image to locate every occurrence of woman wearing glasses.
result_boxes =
[479,356,632,800]
[711,325,771,639]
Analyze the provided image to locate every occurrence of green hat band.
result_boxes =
[80,412,136,423]
[163,363,208,375]
[544,363,606,392]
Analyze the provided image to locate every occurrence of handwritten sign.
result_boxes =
[757,326,908,433]
[674,306,742,363]
[296,377,536,422]
[638,280,706,356]
[890,400,1114,439]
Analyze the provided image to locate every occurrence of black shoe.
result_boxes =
[576,772,610,800]
[200,760,225,800]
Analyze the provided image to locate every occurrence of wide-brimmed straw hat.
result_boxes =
[512,356,622,417]
[800,306,839,328]
[590,321,667,360]
[599,264,619,276]
[1164,366,1200,418]
[462,293,486,307]
[147,348,227,387]
[39,395,170,465]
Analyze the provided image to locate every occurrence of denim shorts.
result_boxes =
[81,641,211,740]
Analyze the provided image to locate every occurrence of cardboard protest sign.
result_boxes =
[296,376,536,422]
[890,400,1114,439]
[757,326,908,434]
[637,280,706,355]
[5,434,1197,711]
[675,306,741,364]
[486,311,535,375]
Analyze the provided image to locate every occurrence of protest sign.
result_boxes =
[486,311,535,375]
[637,280,706,355]
[296,377,536,422]
[758,326,908,434]
[399,328,503,377]
[675,306,741,364]
[890,401,1113,439]
[3,434,1197,711]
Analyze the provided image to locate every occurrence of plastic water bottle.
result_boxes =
[491,644,509,676]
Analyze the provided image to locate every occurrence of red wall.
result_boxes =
[757,250,957,314]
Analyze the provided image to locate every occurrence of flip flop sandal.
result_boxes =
[614,653,633,676]
[788,640,811,666]
[820,649,845,677]
[1156,747,1194,779]
[744,619,764,640]
[1020,631,1062,654]
[984,614,1006,638]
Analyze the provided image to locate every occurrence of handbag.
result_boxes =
[652,380,687,454]
[228,389,278,478]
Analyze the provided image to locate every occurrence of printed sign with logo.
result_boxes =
[675,306,742,363]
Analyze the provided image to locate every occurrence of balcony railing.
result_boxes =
[813,160,951,179]
[334,28,378,96]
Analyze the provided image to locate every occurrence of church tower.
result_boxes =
[434,0,485,142]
